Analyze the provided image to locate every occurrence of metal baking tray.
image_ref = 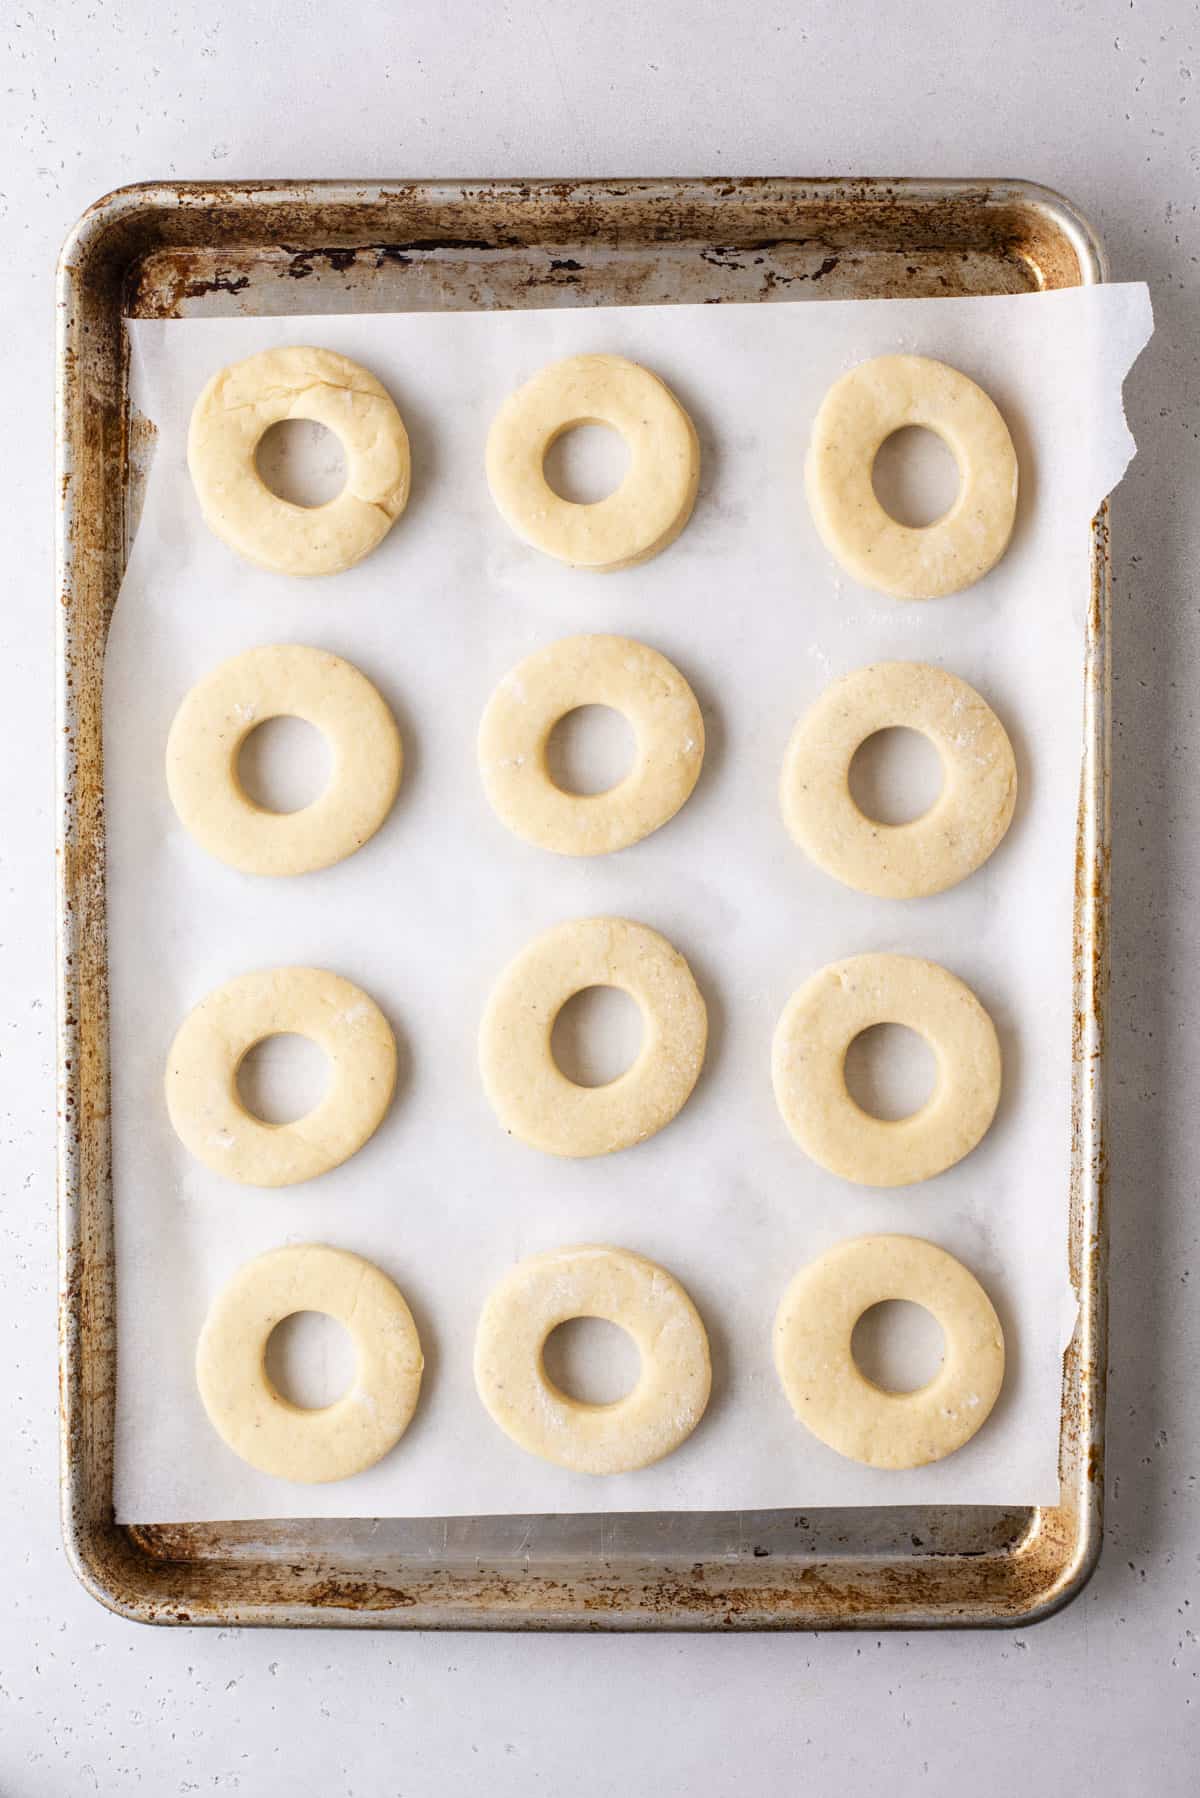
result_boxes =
[56,178,1109,1629]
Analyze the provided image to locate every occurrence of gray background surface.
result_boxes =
[2,0,1196,1790]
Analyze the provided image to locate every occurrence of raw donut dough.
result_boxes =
[474,1244,711,1474]
[772,953,1001,1186]
[773,1234,1005,1468]
[780,661,1017,898]
[478,634,704,855]
[806,354,1018,599]
[166,967,397,1187]
[485,353,699,571]
[166,644,403,877]
[187,345,410,576]
[196,1243,424,1482]
[479,917,707,1158]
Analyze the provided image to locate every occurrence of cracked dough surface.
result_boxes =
[772,953,1001,1186]
[166,643,403,876]
[187,345,410,576]
[196,1243,424,1483]
[773,1234,1005,1469]
[479,916,707,1158]
[474,1244,711,1474]
[478,633,704,855]
[165,966,397,1187]
[780,660,1017,897]
[805,353,1018,599]
[485,353,699,570]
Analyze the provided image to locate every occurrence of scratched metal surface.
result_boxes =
[54,178,1109,1628]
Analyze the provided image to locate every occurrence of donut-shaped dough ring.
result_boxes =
[479,917,707,1158]
[485,353,700,571]
[772,953,1001,1187]
[166,645,403,877]
[780,661,1017,898]
[773,1234,1005,1468]
[196,1244,424,1483]
[187,346,410,576]
[166,967,397,1187]
[806,354,1018,599]
[474,1245,711,1473]
[478,634,705,856]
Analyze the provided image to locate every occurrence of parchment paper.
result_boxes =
[108,284,1152,1522]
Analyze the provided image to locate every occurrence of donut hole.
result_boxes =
[851,1300,945,1394]
[843,1023,937,1122]
[542,1317,642,1405]
[848,726,943,825]
[265,1310,357,1410]
[551,985,644,1087]
[256,418,347,508]
[543,422,631,504]
[237,1033,331,1125]
[545,704,636,796]
[238,716,332,815]
[871,425,960,529]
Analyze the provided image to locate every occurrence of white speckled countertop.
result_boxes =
[2,1,1196,1790]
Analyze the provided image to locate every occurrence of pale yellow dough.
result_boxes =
[165,967,397,1187]
[773,1234,1005,1469]
[772,953,1001,1186]
[478,634,704,855]
[166,644,403,877]
[479,917,707,1158]
[780,661,1017,898]
[187,346,410,576]
[196,1243,424,1483]
[474,1245,711,1474]
[806,354,1018,600]
[485,353,699,571]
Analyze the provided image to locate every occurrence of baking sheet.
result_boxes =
[109,284,1151,1523]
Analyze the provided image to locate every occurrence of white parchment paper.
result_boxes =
[108,285,1152,1522]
